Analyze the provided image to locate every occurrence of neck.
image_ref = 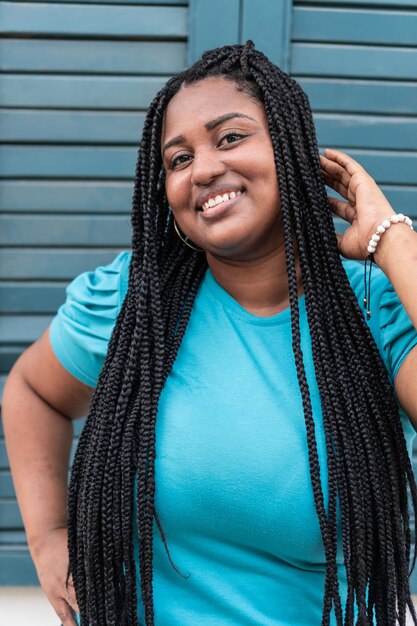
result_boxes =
[205,244,303,317]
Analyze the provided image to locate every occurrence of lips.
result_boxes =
[195,184,244,211]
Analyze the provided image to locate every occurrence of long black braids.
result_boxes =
[66,41,417,625]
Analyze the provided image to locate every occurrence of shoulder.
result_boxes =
[341,257,417,384]
[49,251,132,387]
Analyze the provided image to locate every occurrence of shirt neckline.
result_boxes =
[203,267,306,326]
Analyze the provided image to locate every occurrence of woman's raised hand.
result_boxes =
[31,527,79,625]
[320,148,396,260]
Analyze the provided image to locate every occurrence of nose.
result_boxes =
[190,147,227,186]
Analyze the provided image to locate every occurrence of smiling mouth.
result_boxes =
[197,190,242,211]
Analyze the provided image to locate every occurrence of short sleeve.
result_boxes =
[49,251,131,387]
[379,281,417,384]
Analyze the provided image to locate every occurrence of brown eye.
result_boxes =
[171,154,191,169]
[220,133,245,146]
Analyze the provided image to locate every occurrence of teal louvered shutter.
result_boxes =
[0,0,188,584]
[2,0,417,592]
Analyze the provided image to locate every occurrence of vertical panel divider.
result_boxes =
[188,0,293,70]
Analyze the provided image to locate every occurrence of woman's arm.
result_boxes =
[320,148,417,429]
[2,327,93,625]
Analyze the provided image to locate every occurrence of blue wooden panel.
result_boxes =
[379,186,417,217]
[0,347,23,373]
[0,110,145,143]
[0,285,66,313]
[188,0,240,65]
[0,499,22,525]
[329,150,417,185]
[0,376,6,401]
[0,3,187,37]
[241,0,292,70]
[0,215,131,245]
[293,7,417,45]
[4,146,416,183]
[19,0,187,3]
[0,75,167,109]
[1,473,17,499]
[314,114,417,150]
[300,0,417,5]
[298,78,417,114]
[292,44,417,80]
[0,317,51,344]
[0,249,126,279]
[7,110,417,151]
[5,74,417,115]
[0,181,132,213]
[0,530,27,544]
[0,146,136,178]
[0,549,38,585]
[0,40,186,74]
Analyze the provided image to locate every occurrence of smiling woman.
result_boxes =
[3,42,417,626]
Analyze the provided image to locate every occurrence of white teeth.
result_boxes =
[201,190,242,211]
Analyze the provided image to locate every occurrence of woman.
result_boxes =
[3,42,417,626]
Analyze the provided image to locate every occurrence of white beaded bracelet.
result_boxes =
[364,213,413,321]
[367,213,413,255]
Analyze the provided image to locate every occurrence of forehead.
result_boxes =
[161,77,266,142]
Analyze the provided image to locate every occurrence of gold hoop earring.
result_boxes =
[173,219,203,252]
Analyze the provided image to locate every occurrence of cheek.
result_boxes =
[165,174,189,212]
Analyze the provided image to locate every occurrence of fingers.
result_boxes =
[54,597,79,626]
[323,148,367,177]
[66,575,80,614]
[320,155,351,191]
[321,167,350,200]
[327,195,356,224]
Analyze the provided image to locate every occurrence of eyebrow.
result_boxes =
[162,112,256,155]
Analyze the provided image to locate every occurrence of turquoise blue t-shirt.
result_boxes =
[50,251,417,625]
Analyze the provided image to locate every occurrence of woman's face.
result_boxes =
[161,77,282,261]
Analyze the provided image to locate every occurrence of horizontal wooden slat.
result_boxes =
[0,249,125,279]
[3,145,417,183]
[0,530,26,544]
[2,181,413,216]
[0,146,136,178]
[292,44,417,80]
[314,114,417,150]
[0,316,51,344]
[4,74,417,115]
[379,186,417,217]
[0,547,38,584]
[0,110,145,144]
[0,74,166,109]
[0,347,23,373]
[297,0,417,6]
[0,474,15,498]
[0,215,130,245]
[298,78,417,114]
[0,181,132,213]
[0,40,185,74]
[0,497,19,523]
[6,0,186,4]
[293,7,417,45]
[0,284,67,313]
[3,110,417,150]
[0,2,187,37]
[0,376,6,402]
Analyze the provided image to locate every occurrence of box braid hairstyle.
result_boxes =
[66,41,417,626]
